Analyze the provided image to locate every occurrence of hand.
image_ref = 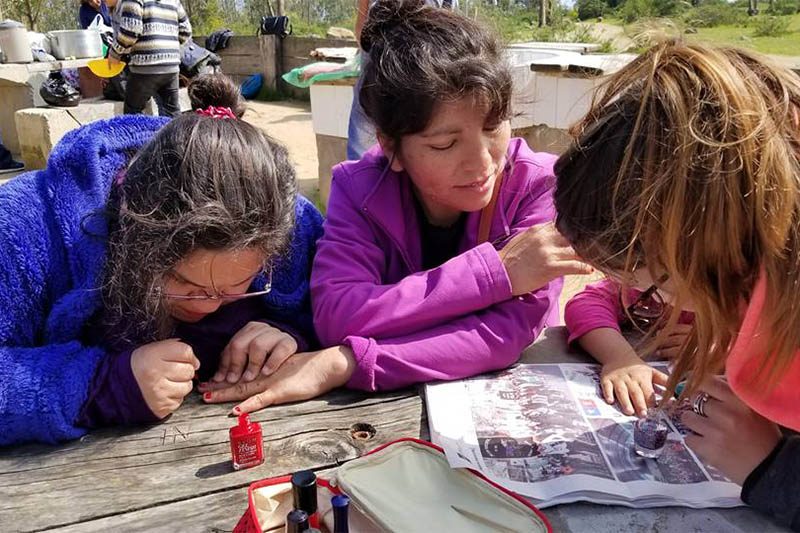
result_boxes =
[131,339,200,419]
[657,323,692,359]
[681,377,782,485]
[600,354,668,417]
[212,322,298,384]
[498,223,593,296]
[201,346,357,414]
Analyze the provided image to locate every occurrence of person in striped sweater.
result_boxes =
[110,0,192,117]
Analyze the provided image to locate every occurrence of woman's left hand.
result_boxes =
[681,376,782,485]
[200,346,357,414]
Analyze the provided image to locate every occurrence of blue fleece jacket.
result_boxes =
[0,115,323,446]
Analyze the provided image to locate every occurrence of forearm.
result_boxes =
[578,327,640,365]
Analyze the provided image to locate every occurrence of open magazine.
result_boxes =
[424,363,744,509]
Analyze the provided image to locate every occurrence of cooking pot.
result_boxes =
[48,30,103,60]
[0,20,33,63]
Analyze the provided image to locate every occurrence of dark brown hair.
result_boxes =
[101,77,296,343]
[188,73,247,118]
[359,0,512,144]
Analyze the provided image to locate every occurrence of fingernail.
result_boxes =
[262,366,274,376]
[231,406,241,416]
[212,373,224,382]
[242,370,255,382]
[226,372,238,383]
[203,392,212,401]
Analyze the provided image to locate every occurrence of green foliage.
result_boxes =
[767,0,800,15]
[752,14,792,35]
[683,1,746,27]
[577,0,607,20]
[619,0,688,23]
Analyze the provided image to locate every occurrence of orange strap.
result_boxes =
[477,173,503,244]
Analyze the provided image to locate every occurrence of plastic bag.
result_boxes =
[281,56,360,89]
[88,14,112,35]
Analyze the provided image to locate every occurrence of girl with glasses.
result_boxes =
[555,41,800,529]
[0,75,329,445]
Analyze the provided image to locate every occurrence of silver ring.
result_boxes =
[692,392,710,417]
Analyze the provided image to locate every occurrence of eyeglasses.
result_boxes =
[161,266,272,302]
[621,273,670,333]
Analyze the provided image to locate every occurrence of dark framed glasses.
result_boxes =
[161,265,273,302]
[621,274,670,333]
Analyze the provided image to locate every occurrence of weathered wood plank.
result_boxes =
[0,390,425,531]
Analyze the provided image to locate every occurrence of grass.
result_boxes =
[686,13,800,55]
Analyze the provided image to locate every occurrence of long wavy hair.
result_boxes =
[554,41,800,397]
[99,82,297,345]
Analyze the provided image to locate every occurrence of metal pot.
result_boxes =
[0,21,33,63]
[48,30,103,60]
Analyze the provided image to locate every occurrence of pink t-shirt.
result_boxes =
[726,273,800,431]
[563,279,694,344]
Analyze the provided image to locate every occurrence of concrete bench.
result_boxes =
[15,90,190,170]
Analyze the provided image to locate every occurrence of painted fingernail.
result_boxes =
[242,370,255,382]
[232,406,241,416]
[203,392,212,401]
[226,372,238,383]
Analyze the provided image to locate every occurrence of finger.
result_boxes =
[601,378,615,404]
[652,370,669,387]
[659,346,680,360]
[166,379,193,401]
[203,377,270,403]
[212,346,231,383]
[241,333,282,382]
[681,409,714,436]
[198,379,235,393]
[162,342,200,369]
[670,324,693,335]
[614,381,635,415]
[222,327,264,384]
[659,335,685,349]
[234,388,278,415]
[627,382,649,417]
[262,338,298,376]
[164,361,196,383]
[640,379,657,410]
[701,376,736,403]
[552,260,594,277]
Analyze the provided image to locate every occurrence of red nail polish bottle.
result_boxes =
[230,414,264,470]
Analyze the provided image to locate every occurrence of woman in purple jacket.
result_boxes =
[304,0,591,394]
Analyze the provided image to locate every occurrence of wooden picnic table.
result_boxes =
[0,327,790,532]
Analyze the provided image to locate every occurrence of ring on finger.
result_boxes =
[691,392,710,417]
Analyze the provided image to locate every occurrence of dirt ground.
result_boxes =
[243,99,320,194]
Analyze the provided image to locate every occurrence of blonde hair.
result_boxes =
[554,40,800,397]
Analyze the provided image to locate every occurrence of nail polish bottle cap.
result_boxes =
[291,470,318,514]
[285,509,309,533]
[230,413,260,438]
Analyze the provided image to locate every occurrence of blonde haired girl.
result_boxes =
[555,41,800,528]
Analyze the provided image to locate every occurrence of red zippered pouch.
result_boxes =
[234,438,551,532]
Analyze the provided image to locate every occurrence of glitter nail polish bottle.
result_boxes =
[633,411,670,458]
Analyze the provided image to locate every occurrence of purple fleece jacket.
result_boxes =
[311,138,563,391]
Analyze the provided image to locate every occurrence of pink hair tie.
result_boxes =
[196,105,236,119]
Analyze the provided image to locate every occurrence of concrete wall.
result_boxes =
[197,35,355,99]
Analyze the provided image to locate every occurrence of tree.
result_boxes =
[577,0,605,19]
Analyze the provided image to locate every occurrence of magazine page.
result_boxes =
[425,363,743,509]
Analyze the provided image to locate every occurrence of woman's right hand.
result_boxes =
[131,339,200,419]
[498,223,593,296]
